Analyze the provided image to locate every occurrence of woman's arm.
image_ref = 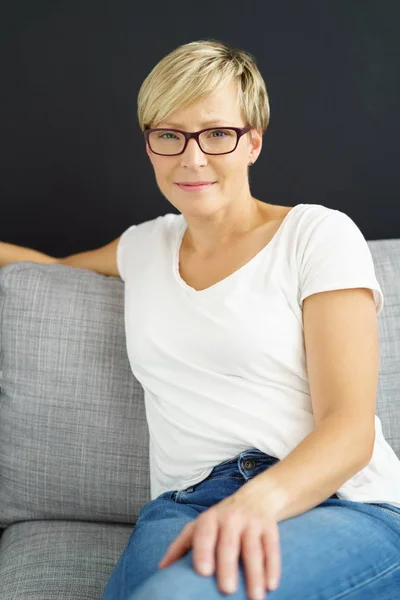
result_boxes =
[240,287,378,522]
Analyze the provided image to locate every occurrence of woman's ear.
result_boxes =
[145,142,154,163]
[248,129,262,164]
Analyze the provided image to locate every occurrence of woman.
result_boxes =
[101,39,400,600]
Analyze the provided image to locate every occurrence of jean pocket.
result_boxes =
[372,503,400,522]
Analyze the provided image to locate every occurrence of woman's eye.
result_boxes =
[209,130,233,138]
[159,132,177,139]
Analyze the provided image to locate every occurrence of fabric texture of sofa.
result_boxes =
[0,236,399,599]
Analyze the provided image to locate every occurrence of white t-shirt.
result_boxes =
[117,202,400,507]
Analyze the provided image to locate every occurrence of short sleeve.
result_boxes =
[298,209,384,315]
[116,225,137,282]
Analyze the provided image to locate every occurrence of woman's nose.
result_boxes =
[180,138,208,165]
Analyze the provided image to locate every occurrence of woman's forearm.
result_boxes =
[0,241,58,267]
[238,411,374,523]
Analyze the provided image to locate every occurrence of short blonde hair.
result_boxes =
[137,39,270,135]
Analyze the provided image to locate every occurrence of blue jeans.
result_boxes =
[101,448,400,599]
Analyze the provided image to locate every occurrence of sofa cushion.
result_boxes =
[0,262,151,528]
[368,239,400,459]
[0,519,132,600]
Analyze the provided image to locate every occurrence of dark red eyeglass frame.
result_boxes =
[143,125,253,156]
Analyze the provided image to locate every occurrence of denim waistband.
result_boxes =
[213,447,279,470]
[209,447,338,499]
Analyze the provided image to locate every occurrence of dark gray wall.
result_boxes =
[1,0,399,257]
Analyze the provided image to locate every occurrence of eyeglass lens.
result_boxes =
[148,128,238,155]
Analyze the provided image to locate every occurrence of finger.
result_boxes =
[215,512,243,596]
[262,524,281,591]
[192,513,219,576]
[242,523,266,600]
[158,523,194,569]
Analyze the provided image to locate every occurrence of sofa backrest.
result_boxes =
[0,263,150,528]
[0,239,399,528]
[368,239,400,456]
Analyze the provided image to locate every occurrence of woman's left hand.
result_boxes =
[157,484,281,599]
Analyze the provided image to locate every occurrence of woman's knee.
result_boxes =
[130,552,221,600]
[102,496,200,599]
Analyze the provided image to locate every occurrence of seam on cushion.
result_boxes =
[0,264,40,380]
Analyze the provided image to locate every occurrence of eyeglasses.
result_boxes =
[144,126,252,156]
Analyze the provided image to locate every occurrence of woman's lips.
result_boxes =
[176,182,216,192]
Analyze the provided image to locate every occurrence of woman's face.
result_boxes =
[145,79,262,217]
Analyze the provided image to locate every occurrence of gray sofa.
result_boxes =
[0,237,399,600]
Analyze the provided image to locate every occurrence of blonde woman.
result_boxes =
[3,38,377,599]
